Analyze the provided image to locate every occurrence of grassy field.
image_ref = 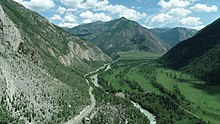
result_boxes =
[156,68,220,124]
[125,67,161,94]
[117,51,161,60]
[104,64,160,94]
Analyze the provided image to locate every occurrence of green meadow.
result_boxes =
[100,51,220,124]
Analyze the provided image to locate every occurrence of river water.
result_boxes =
[131,101,156,124]
[90,64,157,124]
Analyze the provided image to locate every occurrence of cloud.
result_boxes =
[60,0,83,8]
[168,8,191,16]
[59,0,146,21]
[193,25,205,30]
[152,0,205,28]
[60,0,109,9]
[142,24,154,29]
[63,13,77,23]
[60,0,146,21]
[50,14,62,21]
[99,4,147,21]
[57,7,67,14]
[15,0,55,11]
[58,22,78,28]
[158,0,191,10]
[58,13,78,28]
[83,0,109,9]
[151,13,173,23]
[80,10,112,23]
[179,16,202,27]
[56,7,76,15]
[191,3,218,12]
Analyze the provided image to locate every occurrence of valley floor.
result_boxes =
[66,51,220,124]
[89,52,220,124]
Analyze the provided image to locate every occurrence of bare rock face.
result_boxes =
[0,5,23,53]
[0,0,111,123]
[59,41,111,68]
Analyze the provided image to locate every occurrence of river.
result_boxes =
[90,64,157,124]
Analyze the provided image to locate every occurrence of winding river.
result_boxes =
[65,63,157,124]
[90,64,157,124]
[131,101,156,124]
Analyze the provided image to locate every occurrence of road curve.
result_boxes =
[64,64,108,124]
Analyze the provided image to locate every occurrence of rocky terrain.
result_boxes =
[0,0,110,123]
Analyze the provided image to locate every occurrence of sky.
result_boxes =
[13,0,220,30]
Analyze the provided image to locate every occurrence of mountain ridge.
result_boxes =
[67,17,169,56]
[150,27,197,46]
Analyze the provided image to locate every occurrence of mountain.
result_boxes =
[160,18,220,84]
[0,0,110,123]
[150,27,197,46]
[67,17,169,56]
[149,27,171,36]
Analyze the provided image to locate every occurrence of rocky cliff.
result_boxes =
[0,0,110,123]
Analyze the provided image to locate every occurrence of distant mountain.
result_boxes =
[149,27,171,35]
[67,17,169,56]
[150,27,197,46]
[160,18,220,84]
[0,0,110,123]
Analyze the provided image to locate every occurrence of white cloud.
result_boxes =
[193,25,205,30]
[191,3,218,12]
[152,0,206,28]
[99,4,147,21]
[60,0,109,9]
[15,0,55,11]
[63,13,77,23]
[83,0,109,9]
[50,14,62,21]
[58,13,78,28]
[142,24,154,29]
[58,22,78,28]
[60,0,83,8]
[158,0,191,10]
[57,7,67,14]
[80,10,112,23]
[59,0,146,21]
[168,8,191,16]
[56,7,76,15]
[179,16,202,27]
[151,13,173,23]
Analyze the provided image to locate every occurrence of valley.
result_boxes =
[0,0,220,124]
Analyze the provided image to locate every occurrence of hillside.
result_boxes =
[0,0,110,123]
[160,18,220,84]
[68,17,169,56]
[150,27,197,46]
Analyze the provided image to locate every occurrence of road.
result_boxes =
[179,106,201,119]
[64,64,109,124]
[64,79,95,124]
